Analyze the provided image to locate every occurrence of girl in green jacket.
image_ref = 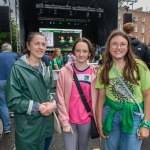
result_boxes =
[6,32,56,150]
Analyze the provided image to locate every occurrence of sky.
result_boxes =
[124,0,150,11]
[0,0,15,18]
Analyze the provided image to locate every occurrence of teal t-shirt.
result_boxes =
[96,60,150,103]
[51,57,62,70]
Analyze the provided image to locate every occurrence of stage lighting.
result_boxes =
[98,13,101,18]
[38,9,43,15]
[86,12,89,18]
[69,10,72,16]
[54,9,57,15]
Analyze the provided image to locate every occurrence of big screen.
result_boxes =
[39,28,82,51]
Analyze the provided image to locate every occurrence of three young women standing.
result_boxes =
[57,38,98,150]
[96,30,150,150]
[6,32,56,150]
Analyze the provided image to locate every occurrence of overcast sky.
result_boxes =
[0,0,15,18]
[123,0,150,11]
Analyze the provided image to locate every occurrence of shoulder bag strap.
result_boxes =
[73,71,91,113]
[112,66,144,119]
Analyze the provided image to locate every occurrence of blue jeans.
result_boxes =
[0,80,11,132]
[103,106,142,150]
[44,136,52,150]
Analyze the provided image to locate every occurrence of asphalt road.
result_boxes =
[0,118,150,150]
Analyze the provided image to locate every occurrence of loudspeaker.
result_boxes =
[0,6,10,32]
[123,13,132,24]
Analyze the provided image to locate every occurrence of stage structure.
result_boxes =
[19,0,118,51]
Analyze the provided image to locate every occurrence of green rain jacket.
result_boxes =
[6,57,55,150]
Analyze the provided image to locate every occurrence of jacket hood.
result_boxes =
[14,54,46,71]
[14,55,31,69]
[129,36,141,46]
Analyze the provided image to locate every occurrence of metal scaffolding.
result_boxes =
[15,0,21,53]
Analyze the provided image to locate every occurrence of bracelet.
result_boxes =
[137,120,150,135]
[141,120,150,129]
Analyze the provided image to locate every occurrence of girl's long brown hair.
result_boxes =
[99,30,140,85]
[52,48,61,59]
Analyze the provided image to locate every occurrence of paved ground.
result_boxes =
[0,118,150,150]
[0,118,104,150]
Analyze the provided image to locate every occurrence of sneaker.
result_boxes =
[3,130,11,134]
[10,112,14,118]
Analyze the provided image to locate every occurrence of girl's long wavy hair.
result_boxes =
[99,30,140,85]
[52,48,61,59]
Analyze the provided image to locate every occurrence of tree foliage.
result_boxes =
[0,18,18,52]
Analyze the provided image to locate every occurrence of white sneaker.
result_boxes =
[3,130,11,134]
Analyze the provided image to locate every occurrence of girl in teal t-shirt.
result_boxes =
[51,48,63,81]
[51,48,63,70]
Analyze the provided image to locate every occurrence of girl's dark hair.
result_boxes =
[99,30,140,85]
[26,32,49,66]
[72,37,95,61]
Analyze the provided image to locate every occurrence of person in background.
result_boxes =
[43,53,51,65]
[6,32,56,150]
[68,36,74,44]
[0,43,18,134]
[51,48,63,70]
[68,52,76,63]
[96,30,150,150]
[57,37,98,150]
[59,36,66,43]
[123,22,150,69]
[62,52,69,65]
[51,48,63,81]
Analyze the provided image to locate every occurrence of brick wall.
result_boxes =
[118,7,150,45]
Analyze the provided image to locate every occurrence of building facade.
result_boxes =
[118,7,150,45]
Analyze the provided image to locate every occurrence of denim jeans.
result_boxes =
[0,80,11,132]
[103,106,142,150]
[44,136,52,150]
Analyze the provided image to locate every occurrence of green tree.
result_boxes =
[11,18,18,51]
[0,18,18,52]
[0,32,10,48]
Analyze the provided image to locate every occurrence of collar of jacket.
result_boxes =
[64,62,97,82]
[15,56,47,76]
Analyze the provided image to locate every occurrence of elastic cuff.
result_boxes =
[49,94,54,102]
[31,102,40,115]
[26,100,34,115]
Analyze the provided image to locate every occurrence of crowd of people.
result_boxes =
[0,22,150,150]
